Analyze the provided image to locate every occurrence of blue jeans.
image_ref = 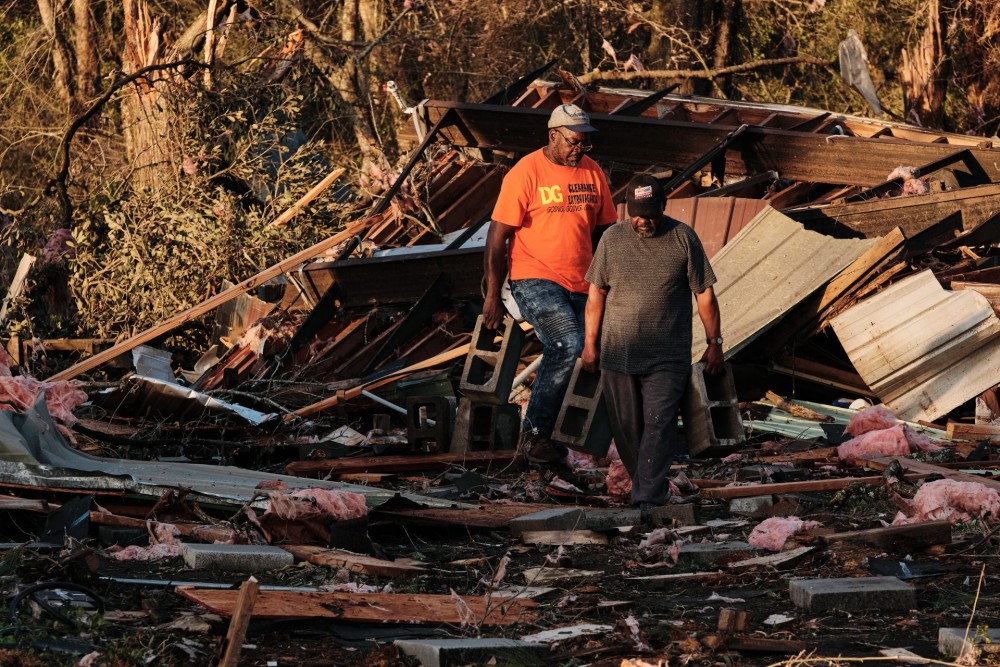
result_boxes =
[509,278,587,434]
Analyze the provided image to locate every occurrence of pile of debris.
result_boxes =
[2,73,1000,666]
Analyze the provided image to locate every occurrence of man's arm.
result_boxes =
[581,282,607,372]
[483,221,517,330]
[695,286,723,375]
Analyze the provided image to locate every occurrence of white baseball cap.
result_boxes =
[548,104,597,133]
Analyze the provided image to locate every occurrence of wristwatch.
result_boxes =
[707,336,723,346]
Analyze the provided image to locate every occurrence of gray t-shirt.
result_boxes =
[586,218,717,374]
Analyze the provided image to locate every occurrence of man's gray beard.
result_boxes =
[637,228,655,238]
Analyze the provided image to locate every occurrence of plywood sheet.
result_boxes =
[690,207,877,361]
[830,270,1000,421]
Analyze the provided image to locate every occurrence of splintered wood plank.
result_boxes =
[947,421,1000,441]
[520,530,609,546]
[626,571,725,589]
[726,546,814,571]
[282,545,428,577]
[820,521,951,550]
[176,587,537,625]
[285,451,516,477]
[860,456,1000,492]
[698,476,897,498]
[522,567,602,585]
[0,497,49,512]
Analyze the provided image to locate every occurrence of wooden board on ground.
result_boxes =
[698,473,924,499]
[820,520,951,550]
[520,530,609,546]
[372,503,555,530]
[285,451,516,476]
[0,497,49,512]
[726,546,814,571]
[860,456,1000,492]
[176,587,536,625]
[522,567,602,585]
[626,571,725,589]
[726,636,808,654]
[282,545,428,577]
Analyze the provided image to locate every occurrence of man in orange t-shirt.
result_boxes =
[484,103,617,464]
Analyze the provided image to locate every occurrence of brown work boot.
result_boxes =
[521,430,560,465]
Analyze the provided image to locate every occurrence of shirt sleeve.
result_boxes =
[686,229,718,293]
[595,169,617,226]
[490,162,531,227]
[586,232,611,288]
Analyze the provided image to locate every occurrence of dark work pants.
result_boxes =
[601,366,689,505]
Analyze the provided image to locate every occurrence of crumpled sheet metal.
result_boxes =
[95,374,273,425]
[0,395,470,510]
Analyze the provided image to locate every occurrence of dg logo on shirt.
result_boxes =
[538,185,563,205]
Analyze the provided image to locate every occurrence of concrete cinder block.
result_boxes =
[789,576,915,612]
[939,627,1000,660]
[406,395,456,451]
[450,399,521,455]
[584,508,643,530]
[551,360,612,458]
[681,362,744,457]
[459,316,525,405]
[394,638,547,667]
[650,503,696,526]
[729,495,774,517]
[509,508,586,538]
[677,541,755,568]
[180,543,294,573]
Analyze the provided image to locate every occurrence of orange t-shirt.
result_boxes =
[491,150,617,293]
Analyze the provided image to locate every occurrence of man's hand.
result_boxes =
[482,295,506,331]
[700,343,724,375]
[581,341,600,373]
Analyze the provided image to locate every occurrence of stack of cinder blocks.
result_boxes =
[682,361,744,457]
[452,316,525,454]
[551,359,612,458]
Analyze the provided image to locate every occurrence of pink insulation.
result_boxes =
[0,374,88,426]
[887,166,929,196]
[606,459,632,497]
[838,423,943,463]
[748,516,821,551]
[255,479,288,491]
[838,425,911,463]
[265,489,369,523]
[845,405,899,436]
[565,447,599,470]
[893,479,1000,525]
[106,522,180,561]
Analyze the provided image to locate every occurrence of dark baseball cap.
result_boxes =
[626,174,665,218]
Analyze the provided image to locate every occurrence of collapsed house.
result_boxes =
[2,73,1000,666]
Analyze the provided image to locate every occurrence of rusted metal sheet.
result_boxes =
[830,270,1000,422]
[664,197,769,258]
[690,207,877,362]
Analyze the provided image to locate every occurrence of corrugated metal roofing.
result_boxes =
[830,270,1000,422]
[664,197,769,259]
[690,207,878,362]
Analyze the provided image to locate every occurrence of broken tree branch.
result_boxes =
[577,57,832,84]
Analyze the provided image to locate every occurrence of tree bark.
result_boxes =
[121,0,177,193]
[72,0,98,101]
[900,0,947,128]
[37,0,75,106]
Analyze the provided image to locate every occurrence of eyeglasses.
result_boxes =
[556,128,592,152]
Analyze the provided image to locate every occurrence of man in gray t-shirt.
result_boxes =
[583,174,724,520]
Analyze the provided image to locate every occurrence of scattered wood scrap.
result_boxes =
[520,530,609,546]
[522,567,602,585]
[699,473,925,499]
[820,520,952,551]
[176,587,537,625]
[726,546,814,571]
[282,545,428,577]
